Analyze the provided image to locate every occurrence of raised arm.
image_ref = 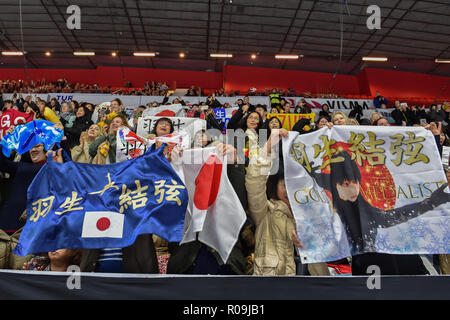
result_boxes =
[379,183,449,228]
[245,155,270,227]
[88,135,107,159]
[245,129,289,226]
[227,106,246,130]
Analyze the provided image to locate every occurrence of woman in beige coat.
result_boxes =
[245,129,329,276]
[71,124,102,163]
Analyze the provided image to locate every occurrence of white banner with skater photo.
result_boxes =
[283,126,450,263]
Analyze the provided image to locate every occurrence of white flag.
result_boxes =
[81,211,124,238]
[175,147,247,263]
[142,104,185,118]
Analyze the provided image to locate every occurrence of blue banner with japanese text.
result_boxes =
[14,145,188,256]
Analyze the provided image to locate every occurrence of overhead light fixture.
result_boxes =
[179,52,185,58]
[1,51,24,56]
[210,53,233,58]
[73,51,95,56]
[133,52,156,57]
[275,54,299,59]
[45,51,51,57]
[362,57,388,62]
[435,58,450,64]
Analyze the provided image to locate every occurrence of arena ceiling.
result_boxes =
[0,0,449,76]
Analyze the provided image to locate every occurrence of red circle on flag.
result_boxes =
[155,110,176,117]
[96,217,111,231]
[193,155,222,210]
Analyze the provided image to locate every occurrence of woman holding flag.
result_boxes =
[245,128,330,276]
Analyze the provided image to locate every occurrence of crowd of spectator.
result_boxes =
[1,79,346,99]
[0,79,172,96]
[0,89,449,276]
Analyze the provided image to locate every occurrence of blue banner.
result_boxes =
[14,146,188,256]
[0,120,63,157]
[213,108,230,131]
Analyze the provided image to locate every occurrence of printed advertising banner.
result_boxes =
[267,113,316,130]
[284,97,374,110]
[3,93,375,110]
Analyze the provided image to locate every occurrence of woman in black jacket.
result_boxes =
[318,104,332,119]
[64,106,94,149]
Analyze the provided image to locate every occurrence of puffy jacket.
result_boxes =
[71,140,94,164]
[245,157,296,275]
[245,155,330,276]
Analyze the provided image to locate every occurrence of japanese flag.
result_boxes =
[142,104,185,118]
[173,147,246,263]
[81,211,124,238]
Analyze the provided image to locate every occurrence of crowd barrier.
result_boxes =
[0,270,448,300]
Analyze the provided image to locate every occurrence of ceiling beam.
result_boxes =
[214,0,226,71]
[428,45,450,74]
[5,22,450,48]
[364,1,421,58]
[41,0,96,68]
[0,4,39,68]
[122,0,140,51]
[277,0,303,53]
[205,0,211,59]
[347,0,404,74]
[7,35,440,60]
[281,0,317,69]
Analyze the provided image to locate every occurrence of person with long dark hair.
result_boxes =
[64,106,94,149]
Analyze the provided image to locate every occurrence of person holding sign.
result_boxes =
[0,124,66,235]
[245,129,330,276]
